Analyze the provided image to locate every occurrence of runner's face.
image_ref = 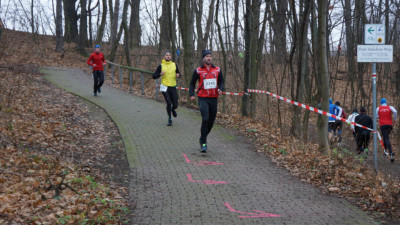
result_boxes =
[95,47,100,53]
[203,54,212,65]
[164,53,171,61]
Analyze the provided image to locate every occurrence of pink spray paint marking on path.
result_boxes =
[187,174,229,185]
[224,203,281,218]
[182,153,224,166]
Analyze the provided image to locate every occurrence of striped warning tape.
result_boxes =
[247,89,385,149]
[158,85,248,96]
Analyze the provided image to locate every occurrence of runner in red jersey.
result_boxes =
[376,98,397,162]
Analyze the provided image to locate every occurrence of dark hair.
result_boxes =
[335,101,340,106]
[352,108,358,113]
[360,107,366,113]
[164,50,171,55]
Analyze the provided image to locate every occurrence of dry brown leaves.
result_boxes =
[218,113,400,219]
[0,145,127,224]
[0,65,128,223]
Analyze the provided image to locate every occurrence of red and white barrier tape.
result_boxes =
[247,89,385,149]
[158,86,248,96]
[177,86,246,96]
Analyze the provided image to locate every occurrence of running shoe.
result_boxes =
[201,144,207,153]
[98,88,101,93]
[391,152,395,163]
[93,92,97,96]
[167,119,172,126]
[172,109,177,117]
[383,149,389,156]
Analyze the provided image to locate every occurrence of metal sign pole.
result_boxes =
[372,63,378,172]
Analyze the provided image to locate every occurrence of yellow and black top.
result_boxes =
[153,59,180,87]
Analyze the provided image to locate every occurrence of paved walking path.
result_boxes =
[43,67,377,225]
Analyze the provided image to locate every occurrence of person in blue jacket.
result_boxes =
[328,99,342,142]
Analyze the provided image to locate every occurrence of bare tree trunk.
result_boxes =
[233,0,239,52]
[109,21,124,63]
[241,0,267,118]
[290,0,310,138]
[78,0,88,54]
[160,0,172,52]
[317,0,330,153]
[271,0,287,64]
[110,0,120,51]
[63,0,78,43]
[194,0,215,62]
[215,0,227,113]
[55,0,64,52]
[355,0,367,103]
[31,0,35,36]
[97,0,107,43]
[383,0,390,79]
[88,0,93,47]
[0,19,3,41]
[178,0,195,86]
[121,0,131,66]
[129,0,141,48]
[241,0,254,117]
[171,0,178,60]
[343,0,356,109]
[194,0,204,52]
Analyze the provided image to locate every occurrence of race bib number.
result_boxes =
[204,78,217,89]
[160,84,168,92]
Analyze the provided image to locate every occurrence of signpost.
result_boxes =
[357,45,393,62]
[357,24,393,173]
[365,24,385,44]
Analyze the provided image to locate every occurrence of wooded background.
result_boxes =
[1,0,400,152]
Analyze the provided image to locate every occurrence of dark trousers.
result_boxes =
[93,70,104,93]
[353,130,358,144]
[162,87,178,119]
[380,125,393,154]
[356,131,370,151]
[198,97,218,144]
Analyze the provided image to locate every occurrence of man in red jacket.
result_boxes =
[189,50,224,153]
[87,45,106,96]
[377,98,397,162]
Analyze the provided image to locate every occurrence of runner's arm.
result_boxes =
[189,70,199,97]
[102,54,106,65]
[390,106,397,123]
[86,55,93,66]
[218,70,224,91]
[354,115,360,133]
[176,66,181,78]
[153,65,162,79]
[350,115,355,131]
[376,107,380,119]
[336,106,342,118]
[368,117,373,129]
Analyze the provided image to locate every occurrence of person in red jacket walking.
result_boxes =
[189,50,224,153]
[377,98,397,162]
[87,45,106,96]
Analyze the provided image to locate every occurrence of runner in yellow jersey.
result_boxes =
[153,50,181,126]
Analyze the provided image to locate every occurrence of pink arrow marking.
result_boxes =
[183,153,224,166]
[187,174,228,185]
[225,203,281,218]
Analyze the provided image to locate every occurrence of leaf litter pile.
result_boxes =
[0,64,130,224]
